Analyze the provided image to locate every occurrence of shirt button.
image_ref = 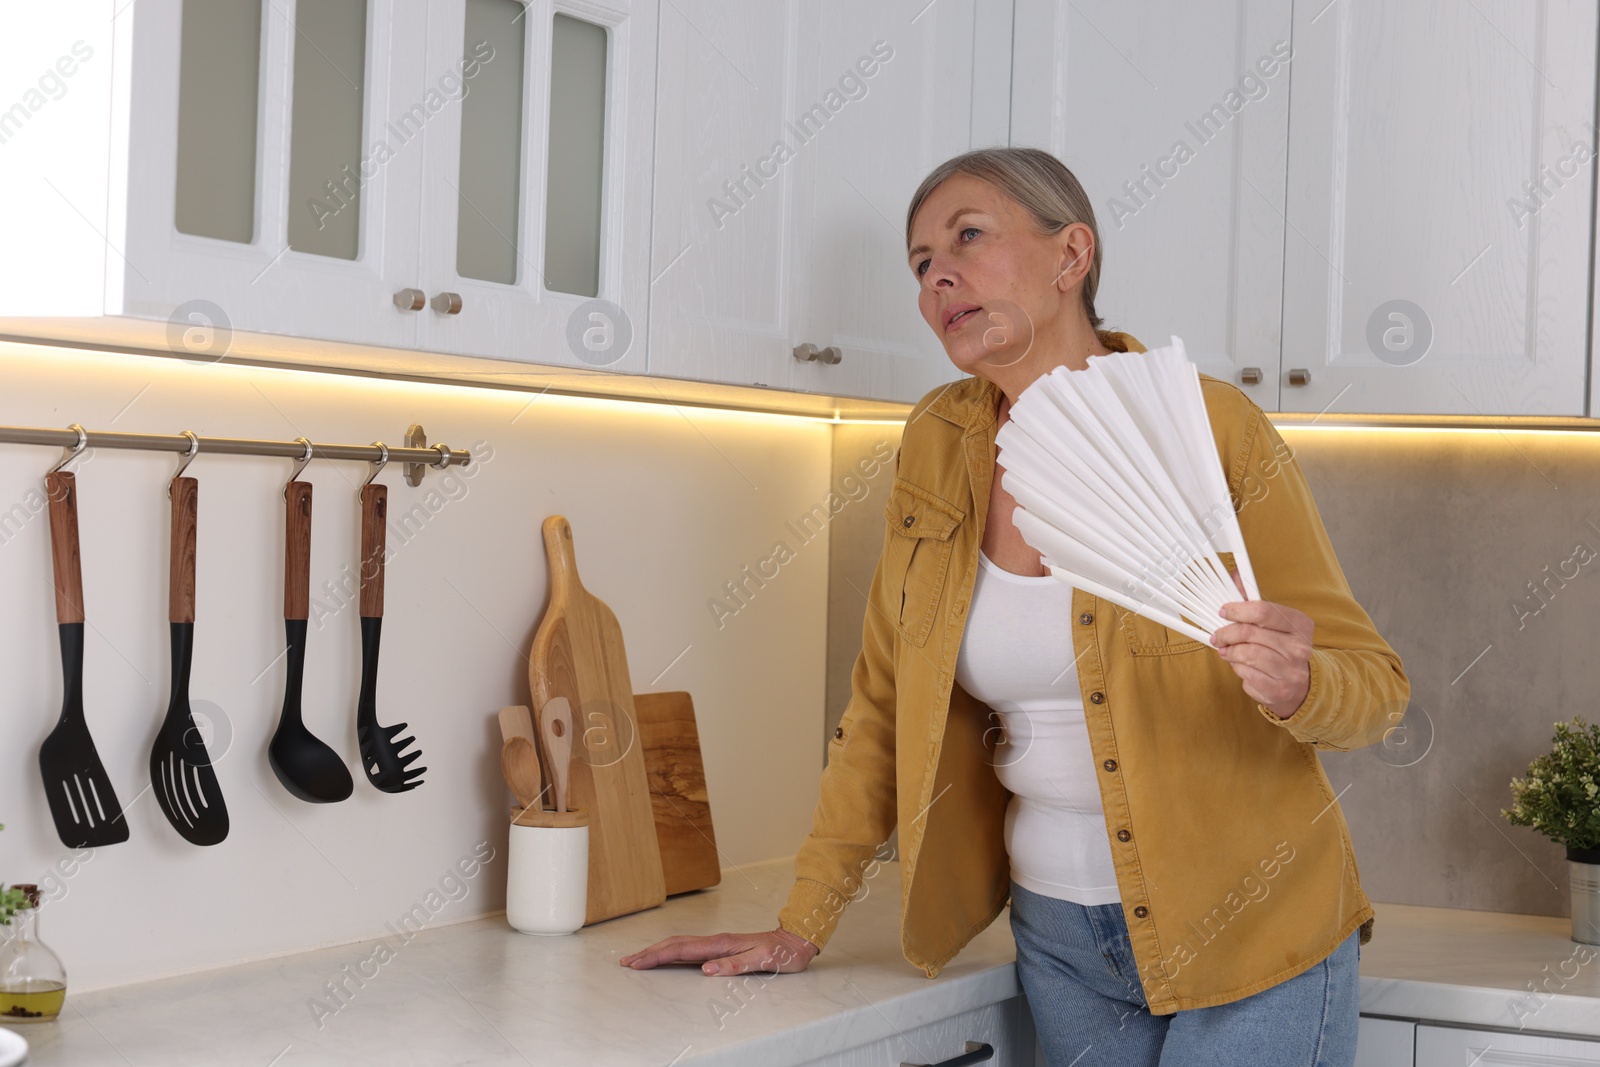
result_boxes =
[834,726,844,739]
[1133,906,1149,919]
[903,515,915,527]
[1090,691,1105,704]
[955,602,966,616]
[1079,612,1094,625]
[1103,759,1117,772]
[1117,829,1131,842]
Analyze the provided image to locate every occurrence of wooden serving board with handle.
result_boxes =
[633,691,720,896]
[529,516,665,925]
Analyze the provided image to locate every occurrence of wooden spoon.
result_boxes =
[501,736,544,811]
[537,696,574,813]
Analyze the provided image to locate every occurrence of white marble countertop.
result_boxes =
[7,862,1599,1065]
[7,857,1022,1067]
[1358,901,1600,1039]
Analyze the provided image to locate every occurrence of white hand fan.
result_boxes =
[995,335,1260,645]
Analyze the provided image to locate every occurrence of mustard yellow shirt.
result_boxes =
[777,330,1409,1014]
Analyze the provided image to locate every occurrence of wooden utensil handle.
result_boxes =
[44,471,84,625]
[169,476,198,624]
[540,515,582,595]
[285,481,312,622]
[359,484,386,618]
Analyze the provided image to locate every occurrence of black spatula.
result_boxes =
[149,475,229,845]
[355,483,425,793]
[39,471,129,848]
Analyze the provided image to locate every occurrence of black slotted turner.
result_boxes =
[149,475,229,845]
[356,483,425,792]
[39,471,129,848]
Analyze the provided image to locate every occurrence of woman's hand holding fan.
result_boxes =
[996,335,1312,719]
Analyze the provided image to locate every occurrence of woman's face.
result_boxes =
[907,172,1094,376]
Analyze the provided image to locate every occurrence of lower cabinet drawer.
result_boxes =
[1357,1016,1416,1066]
[1415,1023,1600,1065]
[795,996,1033,1067]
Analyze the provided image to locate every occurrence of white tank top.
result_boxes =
[953,550,1122,906]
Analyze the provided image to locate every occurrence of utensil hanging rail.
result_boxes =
[0,424,471,475]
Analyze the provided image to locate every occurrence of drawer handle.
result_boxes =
[900,1040,993,1067]
[393,288,425,311]
[431,291,463,315]
[1287,367,1311,386]
[1239,366,1262,385]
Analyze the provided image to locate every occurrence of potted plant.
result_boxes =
[1502,716,1600,945]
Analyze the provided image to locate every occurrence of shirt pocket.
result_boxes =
[881,479,965,648]
[1115,602,1211,656]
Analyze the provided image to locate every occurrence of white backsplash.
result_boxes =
[0,340,833,991]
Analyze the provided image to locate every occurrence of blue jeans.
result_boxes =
[1008,880,1361,1067]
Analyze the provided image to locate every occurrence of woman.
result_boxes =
[620,147,1409,1066]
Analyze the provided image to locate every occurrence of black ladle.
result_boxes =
[269,479,353,803]
[150,472,229,845]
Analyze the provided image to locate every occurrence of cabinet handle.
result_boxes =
[793,343,843,365]
[431,292,463,315]
[393,288,425,311]
[1287,368,1311,386]
[1239,366,1262,385]
[900,1040,993,1067]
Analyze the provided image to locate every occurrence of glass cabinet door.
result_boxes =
[122,0,423,351]
[416,0,656,373]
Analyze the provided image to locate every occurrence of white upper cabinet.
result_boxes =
[1279,0,1598,417]
[0,0,654,374]
[647,0,1013,403]
[1009,0,1293,411]
[416,0,654,374]
[136,0,425,352]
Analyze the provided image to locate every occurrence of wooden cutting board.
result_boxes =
[633,691,720,896]
[529,516,665,925]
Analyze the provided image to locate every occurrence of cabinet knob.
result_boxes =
[1239,366,1262,385]
[793,342,843,365]
[393,288,425,311]
[1287,368,1311,386]
[431,291,463,315]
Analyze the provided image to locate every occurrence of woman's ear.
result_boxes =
[1052,225,1094,292]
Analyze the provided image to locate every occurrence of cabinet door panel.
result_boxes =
[121,0,424,351]
[417,0,655,375]
[648,0,804,391]
[1280,0,1597,416]
[1011,0,1291,409]
[1357,1016,1416,1067]
[1416,1022,1600,1065]
[792,0,1010,404]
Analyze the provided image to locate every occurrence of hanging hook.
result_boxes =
[362,441,389,490]
[283,437,314,500]
[168,431,200,496]
[49,424,89,475]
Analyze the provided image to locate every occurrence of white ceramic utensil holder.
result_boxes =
[506,805,590,935]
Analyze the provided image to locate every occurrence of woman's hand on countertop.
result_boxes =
[619,927,820,976]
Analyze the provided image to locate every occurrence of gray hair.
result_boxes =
[906,147,1107,335]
